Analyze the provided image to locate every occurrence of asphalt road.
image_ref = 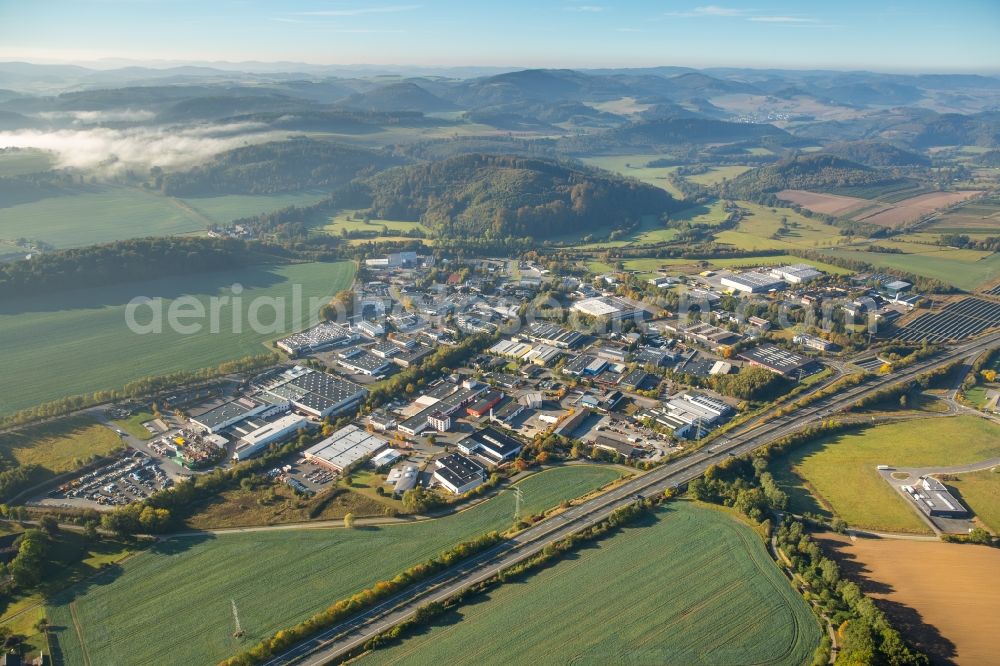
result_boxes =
[264,331,1000,666]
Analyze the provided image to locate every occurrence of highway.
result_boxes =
[264,331,1000,666]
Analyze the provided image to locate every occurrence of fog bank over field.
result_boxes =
[0,122,286,175]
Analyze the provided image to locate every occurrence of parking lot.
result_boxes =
[35,449,173,510]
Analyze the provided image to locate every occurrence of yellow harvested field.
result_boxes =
[820,534,1000,665]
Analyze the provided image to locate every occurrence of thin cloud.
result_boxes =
[566,5,604,12]
[748,16,817,23]
[665,5,745,18]
[294,5,420,17]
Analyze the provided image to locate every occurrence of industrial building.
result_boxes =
[303,424,388,473]
[903,477,970,518]
[592,435,642,459]
[233,413,308,460]
[257,366,368,419]
[721,271,786,294]
[769,264,823,285]
[433,454,487,494]
[335,348,393,377]
[190,397,273,434]
[793,334,835,352]
[457,426,524,463]
[276,322,356,357]
[397,380,488,436]
[739,345,815,377]
[524,322,584,349]
[572,296,644,320]
[639,392,731,438]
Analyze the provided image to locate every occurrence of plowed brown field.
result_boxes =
[819,533,1000,665]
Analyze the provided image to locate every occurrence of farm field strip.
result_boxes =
[46,465,623,666]
[362,503,821,666]
[818,246,1000,291]
[0,261,355,416]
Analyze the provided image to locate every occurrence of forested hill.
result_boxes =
[361,154,679,238]
[159,139,403,196]
[0,237,273,299]
[821,140,930,167]
[719,154,902,199]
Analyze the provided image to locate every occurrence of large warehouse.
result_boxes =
[720,271,786,294]
[572,296,643,320]
[303,424,388,473]
[258,366,368,419]
[233,413,308,461]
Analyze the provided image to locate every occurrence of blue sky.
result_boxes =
[1,1,998,72]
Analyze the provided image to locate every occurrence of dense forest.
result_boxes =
[159,139,403,196]
[361,154,680,238]
[0,237,278,298]
[718,154,903,200]
[821,140,931,167]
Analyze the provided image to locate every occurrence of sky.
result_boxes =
[1,1,998,73]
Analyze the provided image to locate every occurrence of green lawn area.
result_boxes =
[178,192,330,226]
[948,467,1000,533]
[579,154,685,198]
[111,411,156,440]
[714,203,852,251]
[362,502,820,666]
[684,165,753,186]
[771,416,1000,534]
[0,261,355,417]
[0,416,123,487]
[820,245,1000,291]
[46,465,623,666]
[0,184,328,249]
[320,210,429,236]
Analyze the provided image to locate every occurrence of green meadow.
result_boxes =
[0,261,355,416]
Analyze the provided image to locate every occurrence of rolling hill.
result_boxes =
[718,154,902,199]
[340,82,457,113]
[160,138,403,196]
[361,153,678,238]
[821,140,930,167]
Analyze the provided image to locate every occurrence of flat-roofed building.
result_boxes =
[303,424,388,473]
[904,477,969,518]
[258,366,367,419]
[770,264,823,285]
[276,322,356,357]
[572,296,643,320]
[524,322,584,349]
[190,397,269,434]
[433,454,487,494]
[592,435,642,459]
[721,271,786,294]
[335,348,393,377]
[233,414,308,460]
[457,426,523,463]
[738,345,814,377]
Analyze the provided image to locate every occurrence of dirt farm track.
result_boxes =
[820,533,1000,665]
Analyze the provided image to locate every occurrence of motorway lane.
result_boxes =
[266,332,1000,666]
